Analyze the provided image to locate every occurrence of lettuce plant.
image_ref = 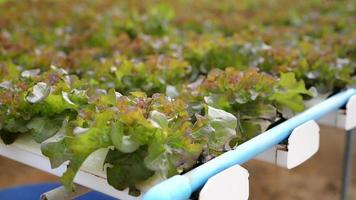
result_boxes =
[0,0,354,196]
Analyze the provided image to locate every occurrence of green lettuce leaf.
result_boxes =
[270,73,312,112]
[42,110,114,190]
[110,121,140,153]
[105,147,154,196]
[26,117,63,143]
[193,106,237,152]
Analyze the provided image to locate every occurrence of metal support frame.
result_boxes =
[340,129,354,200]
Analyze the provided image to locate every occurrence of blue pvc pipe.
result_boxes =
[143,88,356,200]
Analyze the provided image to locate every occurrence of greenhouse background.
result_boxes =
[0,0,355,200]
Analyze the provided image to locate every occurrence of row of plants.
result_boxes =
[0,0,355,196]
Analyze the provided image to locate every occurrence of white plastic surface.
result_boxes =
[0,134,139,200]
[199,165,249,200]
[345,95,356,130]
[255,120,320,169]
[306,95,356,131]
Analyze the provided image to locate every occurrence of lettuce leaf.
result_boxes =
[270,73,312,112]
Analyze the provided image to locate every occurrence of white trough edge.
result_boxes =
[199,165,249,200]
[345,95,356,130]
[0,134,140,200]
[306,95,356,131]
[254,120,320,169]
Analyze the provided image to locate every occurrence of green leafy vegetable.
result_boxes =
[26,117,62,143]
[105,148,154,196]
[270,73,313,112]
[0,0,354,196]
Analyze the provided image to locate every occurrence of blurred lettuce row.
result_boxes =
[182,36,356,94]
